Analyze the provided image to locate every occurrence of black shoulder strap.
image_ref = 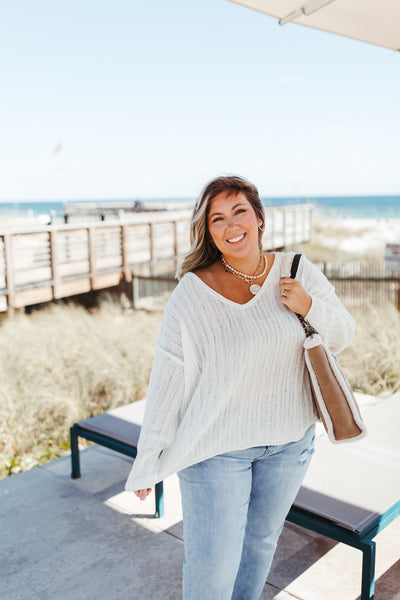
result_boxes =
[290,253,302,279]
[290,253,317,336]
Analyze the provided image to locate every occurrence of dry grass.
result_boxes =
[341,304,400,397]
[0,299,163,477]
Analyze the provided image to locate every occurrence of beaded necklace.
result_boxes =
[221,252,268,295]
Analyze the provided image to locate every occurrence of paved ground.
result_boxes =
[1,395,400,600]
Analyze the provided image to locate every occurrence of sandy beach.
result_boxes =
[311,215,400,260]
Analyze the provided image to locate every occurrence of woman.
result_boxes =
[125,175,354,600]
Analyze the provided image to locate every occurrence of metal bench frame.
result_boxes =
[70,422,164,518]
[287,496,400,600]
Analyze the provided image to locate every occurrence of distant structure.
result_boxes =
[62,200,165,223]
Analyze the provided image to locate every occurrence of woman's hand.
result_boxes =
[279,278,312,317]
[134,488,152,501]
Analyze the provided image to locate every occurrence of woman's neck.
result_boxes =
[221,249,263,275]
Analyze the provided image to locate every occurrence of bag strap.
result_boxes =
[290,253,302,279]
[289,253,317,337]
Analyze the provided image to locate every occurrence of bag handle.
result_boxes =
[290,253,302,279]
[289,253,317,338]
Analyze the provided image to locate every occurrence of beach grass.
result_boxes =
[340,303,400,397]
[0,298,163,478]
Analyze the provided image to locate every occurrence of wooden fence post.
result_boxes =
[270,210,276,249]
[173,221,178,257]
[121,225,132,282]
[149,222,155,262]
[302,206,307,243]
[3,234,15,314]
[132,274,139,308]
[87,227,97,289]
[49,229,61,299]
[282,209,288,248]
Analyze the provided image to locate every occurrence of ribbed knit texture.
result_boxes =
[125,253,355,491]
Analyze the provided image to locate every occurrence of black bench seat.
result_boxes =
[70,401,164,517]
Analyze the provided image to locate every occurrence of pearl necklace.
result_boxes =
[221,252,268,295]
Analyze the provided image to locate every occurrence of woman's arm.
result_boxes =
[125,296,186,492]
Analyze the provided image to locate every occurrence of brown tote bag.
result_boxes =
[290,254,367,444]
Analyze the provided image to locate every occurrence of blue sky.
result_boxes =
[1,0,399,201]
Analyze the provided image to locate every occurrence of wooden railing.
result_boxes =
[0,204,313,313]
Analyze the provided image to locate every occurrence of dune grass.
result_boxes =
[340,303,400,397]
[0,299,163,478]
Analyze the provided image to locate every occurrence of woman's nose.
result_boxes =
[226,214,238,227]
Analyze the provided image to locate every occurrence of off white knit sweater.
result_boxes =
[125,253,354,491]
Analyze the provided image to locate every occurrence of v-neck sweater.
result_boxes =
[125,253,355,491]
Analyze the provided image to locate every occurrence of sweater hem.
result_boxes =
[125,417,318,491]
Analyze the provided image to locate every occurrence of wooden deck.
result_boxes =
[0,204,313,313]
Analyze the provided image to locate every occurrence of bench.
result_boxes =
[69,401,164,517]
[70,394,400,599]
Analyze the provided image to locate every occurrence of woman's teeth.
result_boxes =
[227,233,245,243]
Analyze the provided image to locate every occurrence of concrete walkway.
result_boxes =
[1,395,400,600]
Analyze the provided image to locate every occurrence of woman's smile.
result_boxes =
[226,232,246,244]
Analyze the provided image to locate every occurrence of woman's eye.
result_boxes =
[210,209,246,224]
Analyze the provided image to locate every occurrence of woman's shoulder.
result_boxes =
[273,251,298,277]
[274,252,320,280]
[191,261,221,287]
[167,267,213,305]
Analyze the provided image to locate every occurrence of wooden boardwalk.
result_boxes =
[0,204,313,313]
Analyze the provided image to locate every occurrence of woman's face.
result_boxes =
[207,191,262,261]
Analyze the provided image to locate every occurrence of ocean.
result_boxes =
[0,195,399,220]
[264,195,400,219]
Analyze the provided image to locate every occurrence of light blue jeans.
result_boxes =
[177,424,315,600]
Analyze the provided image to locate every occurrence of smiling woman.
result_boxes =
[125,175,355,600]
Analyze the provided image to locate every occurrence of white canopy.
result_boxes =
[227,0,400,51]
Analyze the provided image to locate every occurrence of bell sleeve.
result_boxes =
[299,255,355,354]
[125,297,185,491]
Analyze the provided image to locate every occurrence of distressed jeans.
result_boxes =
[177,424,315,600]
